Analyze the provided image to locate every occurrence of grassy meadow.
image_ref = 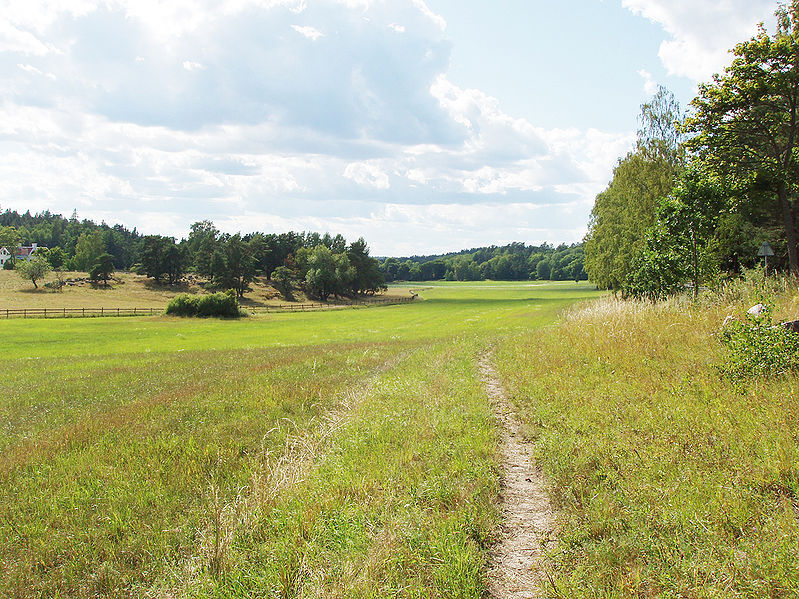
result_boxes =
[0,281,597,597]
[4,278,799,597]
[495,282,799,597]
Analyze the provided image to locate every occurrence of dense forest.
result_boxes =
[0,210,384,299]
[0,208,587,291]
[378,243,586,282]
[585,3,799,299]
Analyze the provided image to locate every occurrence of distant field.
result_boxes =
[0,281,598,597]
[0,270,410,310]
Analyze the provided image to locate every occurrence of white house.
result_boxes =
[0,243,45,268]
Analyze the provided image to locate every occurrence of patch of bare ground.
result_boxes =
[479,352,556,599]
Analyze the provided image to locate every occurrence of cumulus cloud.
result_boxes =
[637,68,657,96]
[623,0,779,81]
[0,0,635,254]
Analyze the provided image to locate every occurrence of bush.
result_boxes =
[719,301,799,379]
[165,290,242,318]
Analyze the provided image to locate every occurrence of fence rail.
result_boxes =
[248,296,416,314]
[1,296,416,320]
[1,307,160,319]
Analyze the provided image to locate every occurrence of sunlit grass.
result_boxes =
[495,291,799,596]
[0,281,600,597]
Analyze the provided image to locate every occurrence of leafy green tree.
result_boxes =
[0,226,21,268]
[347,238,385,294]
[185,220,219,278]
[271,265,296,301]
[585,88,684,291]
[304,245,354,301]
[73,230,105,271]
[16,255,50,289]
[89,253,115,286]
[141,235,185,285]
[536,259,551,281]
[685,2,799,275]
[45,246,65,270]
[210,234,256,297]
[626,166,726,299]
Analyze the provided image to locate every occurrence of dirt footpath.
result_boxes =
[479,353,556,599]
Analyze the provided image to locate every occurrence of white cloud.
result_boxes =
[622,0,779,81]
[637,68,657,96]
[0,0,636,254]
[343,161,391,189]
[291,24,324,40]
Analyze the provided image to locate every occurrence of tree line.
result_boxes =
[379,242,587,282]
[585,1,799,299]
[0,211,384,300]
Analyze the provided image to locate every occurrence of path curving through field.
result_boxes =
[479,352,556,599]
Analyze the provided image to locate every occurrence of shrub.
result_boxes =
[165,290,242,318]
[719,301,799,379]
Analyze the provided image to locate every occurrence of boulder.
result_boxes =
[747,303,765,317]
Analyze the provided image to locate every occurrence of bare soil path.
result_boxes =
[479,352,556,599]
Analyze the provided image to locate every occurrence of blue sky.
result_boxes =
[0,0,779,256]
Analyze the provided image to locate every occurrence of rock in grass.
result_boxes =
[747,303,765,317]
[782,319,799,333]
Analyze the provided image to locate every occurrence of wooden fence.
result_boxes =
[1,296,416,319]
[1,307,160,319]
[248,296,416,314]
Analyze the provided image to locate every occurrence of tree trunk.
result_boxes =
[778,185,799,277]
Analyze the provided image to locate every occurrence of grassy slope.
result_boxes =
[495,290,799,597]
[0,270,410,310]
[0,281,597,597]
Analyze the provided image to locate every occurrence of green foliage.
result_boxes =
[89,252,115,286]
[719,302,799,379]
[0,225,22,267]
[380,243,586,283]
[303,245,356,301]
[585,88,684,291]
[165,290,242,317]
[685,2,799,274]
[271,265,296,301]
[209,233,256,297]
[45,246,65,270]
[140,235,185,285]
[347,237,386,293]
[15,255,51,289]
[625,165,726,300]
[73,230,105,272]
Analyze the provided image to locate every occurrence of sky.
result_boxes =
[0,0,781,256]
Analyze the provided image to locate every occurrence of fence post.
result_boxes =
[43,308,46,318]
[117,308,120,317]
[24,309,26,319]
[101,307,103,317]
[82,307,85,317]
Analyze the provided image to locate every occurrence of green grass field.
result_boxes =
[495,290,799,597]
[0,281,598,597]
[4,280,798,597]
